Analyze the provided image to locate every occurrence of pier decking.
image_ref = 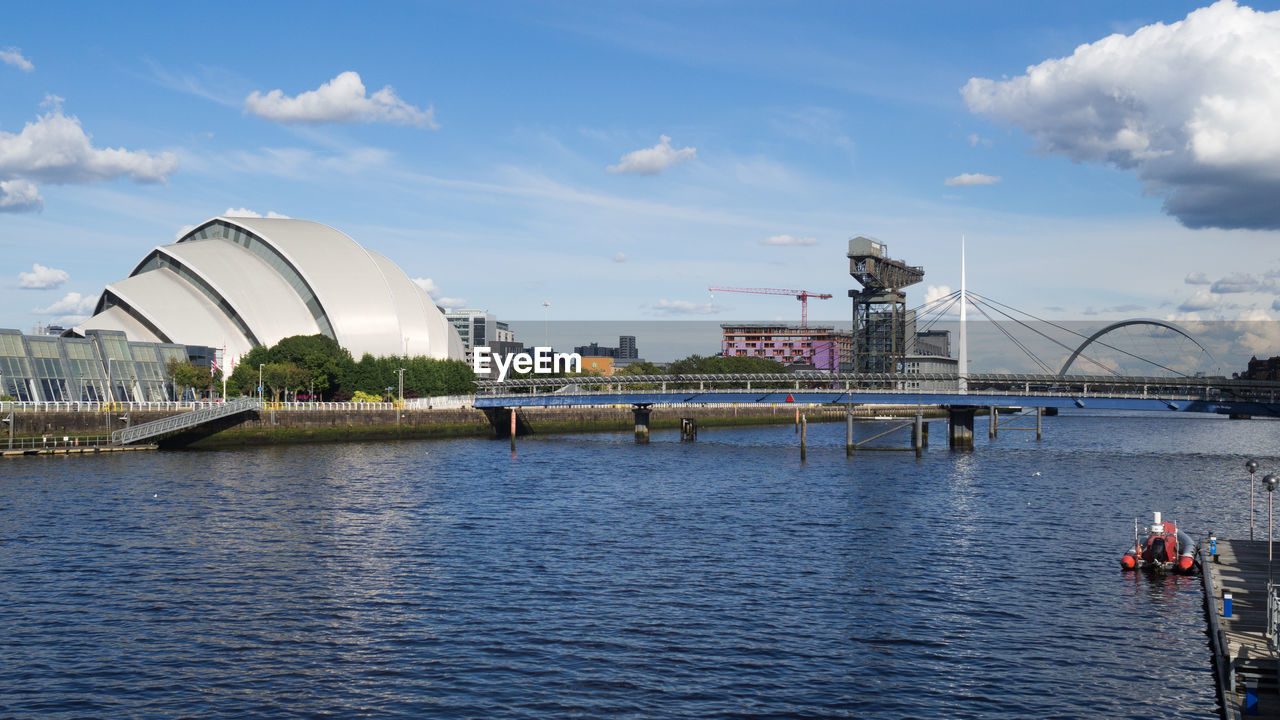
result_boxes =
[1205,539,1280,718]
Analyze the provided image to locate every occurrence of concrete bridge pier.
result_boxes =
[912,411,928,456]
[947,407,975,451]
[989,406,998,438]
[633,405,651,444]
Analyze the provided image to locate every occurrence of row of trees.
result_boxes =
[221,334,473,401]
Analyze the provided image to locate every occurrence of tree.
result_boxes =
[166,358,214,400]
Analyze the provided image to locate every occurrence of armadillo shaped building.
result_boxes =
[75,216,464,363]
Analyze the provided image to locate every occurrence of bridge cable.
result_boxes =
[965,294,1122,376]
[966,298,1058,374]
[967,293,1204,375]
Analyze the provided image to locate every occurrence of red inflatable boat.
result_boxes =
[1121,511,1197,573]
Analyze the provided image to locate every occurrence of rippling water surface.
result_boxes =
[2,412,1275,718]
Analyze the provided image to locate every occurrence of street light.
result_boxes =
[397,368,405,403]
[106,357,114,404]
[1265,473,1278,579]
[1248,459,1260,540]
[542,301,551,347]
[259,363,265,401]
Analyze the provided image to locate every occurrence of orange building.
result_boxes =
[581,356,616,376]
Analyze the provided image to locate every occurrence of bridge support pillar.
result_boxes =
[846,406,854,457]
[680,418,697,441]
[989,406,998,438]
[1036,407,1043,440]
[633,405,651,444]
[912,411,927,457]
[800,413,807,463]
[948,407,975,451]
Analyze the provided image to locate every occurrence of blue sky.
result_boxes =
[4,1,1280,342]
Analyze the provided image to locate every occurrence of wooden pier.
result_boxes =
[1204,539,1280,718]
[2,443,157,457]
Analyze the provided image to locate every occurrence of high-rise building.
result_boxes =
[619,335,638,359]
[720,324,852,371]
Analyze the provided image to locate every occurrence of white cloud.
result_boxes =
[223,207,290,218]
[244,71,438,128]
[652,299,724,315]
[963,0,1280,229]
[1,47,33,72]
[33,292,96,316]
[944,172,1002,187]
[966,133,992,148]
[410,277,464,308]
[612,252,628,263]
[763,234,818,246]
[18,263,69,289]
[924,285,954,305]
[411,277,440,296]
[0,104,177,212]
[174,224,195,240]
[607,135,696,175]
[0,179,42,212]
[1185,271,1211,285]
[0,104,178,185]
[1178,289,1218,312]
[1211,272,1259,294]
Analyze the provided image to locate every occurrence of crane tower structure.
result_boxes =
[707,286,833,328]
[847,236,924,373]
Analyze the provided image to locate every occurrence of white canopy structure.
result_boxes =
[76,216,464,362]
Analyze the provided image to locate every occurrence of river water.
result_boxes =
[1,412,1274,718]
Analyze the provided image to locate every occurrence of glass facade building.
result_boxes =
[0,328,196,402]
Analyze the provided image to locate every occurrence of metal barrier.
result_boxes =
[3,435,115,450]
[1268,579,1280,657]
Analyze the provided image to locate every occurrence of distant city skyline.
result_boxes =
[4,1,1280,348]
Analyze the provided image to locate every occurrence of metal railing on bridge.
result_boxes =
[110,398,262,445]
[474,371,1280,404]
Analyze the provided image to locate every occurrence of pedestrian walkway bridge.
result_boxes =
[111,398,262,445]
[474,371,1280,417]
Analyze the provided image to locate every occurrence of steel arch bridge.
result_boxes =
[1056,319,1211,376]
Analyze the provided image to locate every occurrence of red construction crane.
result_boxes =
[708,286,834,328]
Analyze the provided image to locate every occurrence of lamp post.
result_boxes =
[542,301,551,347]
[106,357,114,404]
[259,363,265,402]
[1266,474,1278,580]
[1248,459,1260,540]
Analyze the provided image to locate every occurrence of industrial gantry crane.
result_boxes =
[707,286,833,328]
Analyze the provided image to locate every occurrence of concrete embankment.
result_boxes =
[4,403,944,450]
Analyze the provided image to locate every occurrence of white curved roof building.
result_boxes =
[76,216,464,362]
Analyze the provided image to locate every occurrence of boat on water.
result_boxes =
[1120,511,1197,573]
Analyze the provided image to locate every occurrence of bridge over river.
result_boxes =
[474,372,1280,449]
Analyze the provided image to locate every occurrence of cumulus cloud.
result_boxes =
[223,207,290,218]
[411,277,465,308]
[607,135,696,175]
[0,179,42,212]
[923,285,955,306]
[1179,289,1218,312]
[0,104,178,211]
[967,133,993,147]
[1185,271,1211,285]
[245,71,438,128]
[33,291,96,316]
[652,299,724,316]
[962,1,1280,230]
[944,172,1001,187]
[1211,272,1259,294]
[411,277,440,296]
[612,252,628,263]
[0,105,178,185]
[18,263,69,290]
[1,47,33,72]
[763,234,818,246]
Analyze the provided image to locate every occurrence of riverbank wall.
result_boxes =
[3,403,945,449]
